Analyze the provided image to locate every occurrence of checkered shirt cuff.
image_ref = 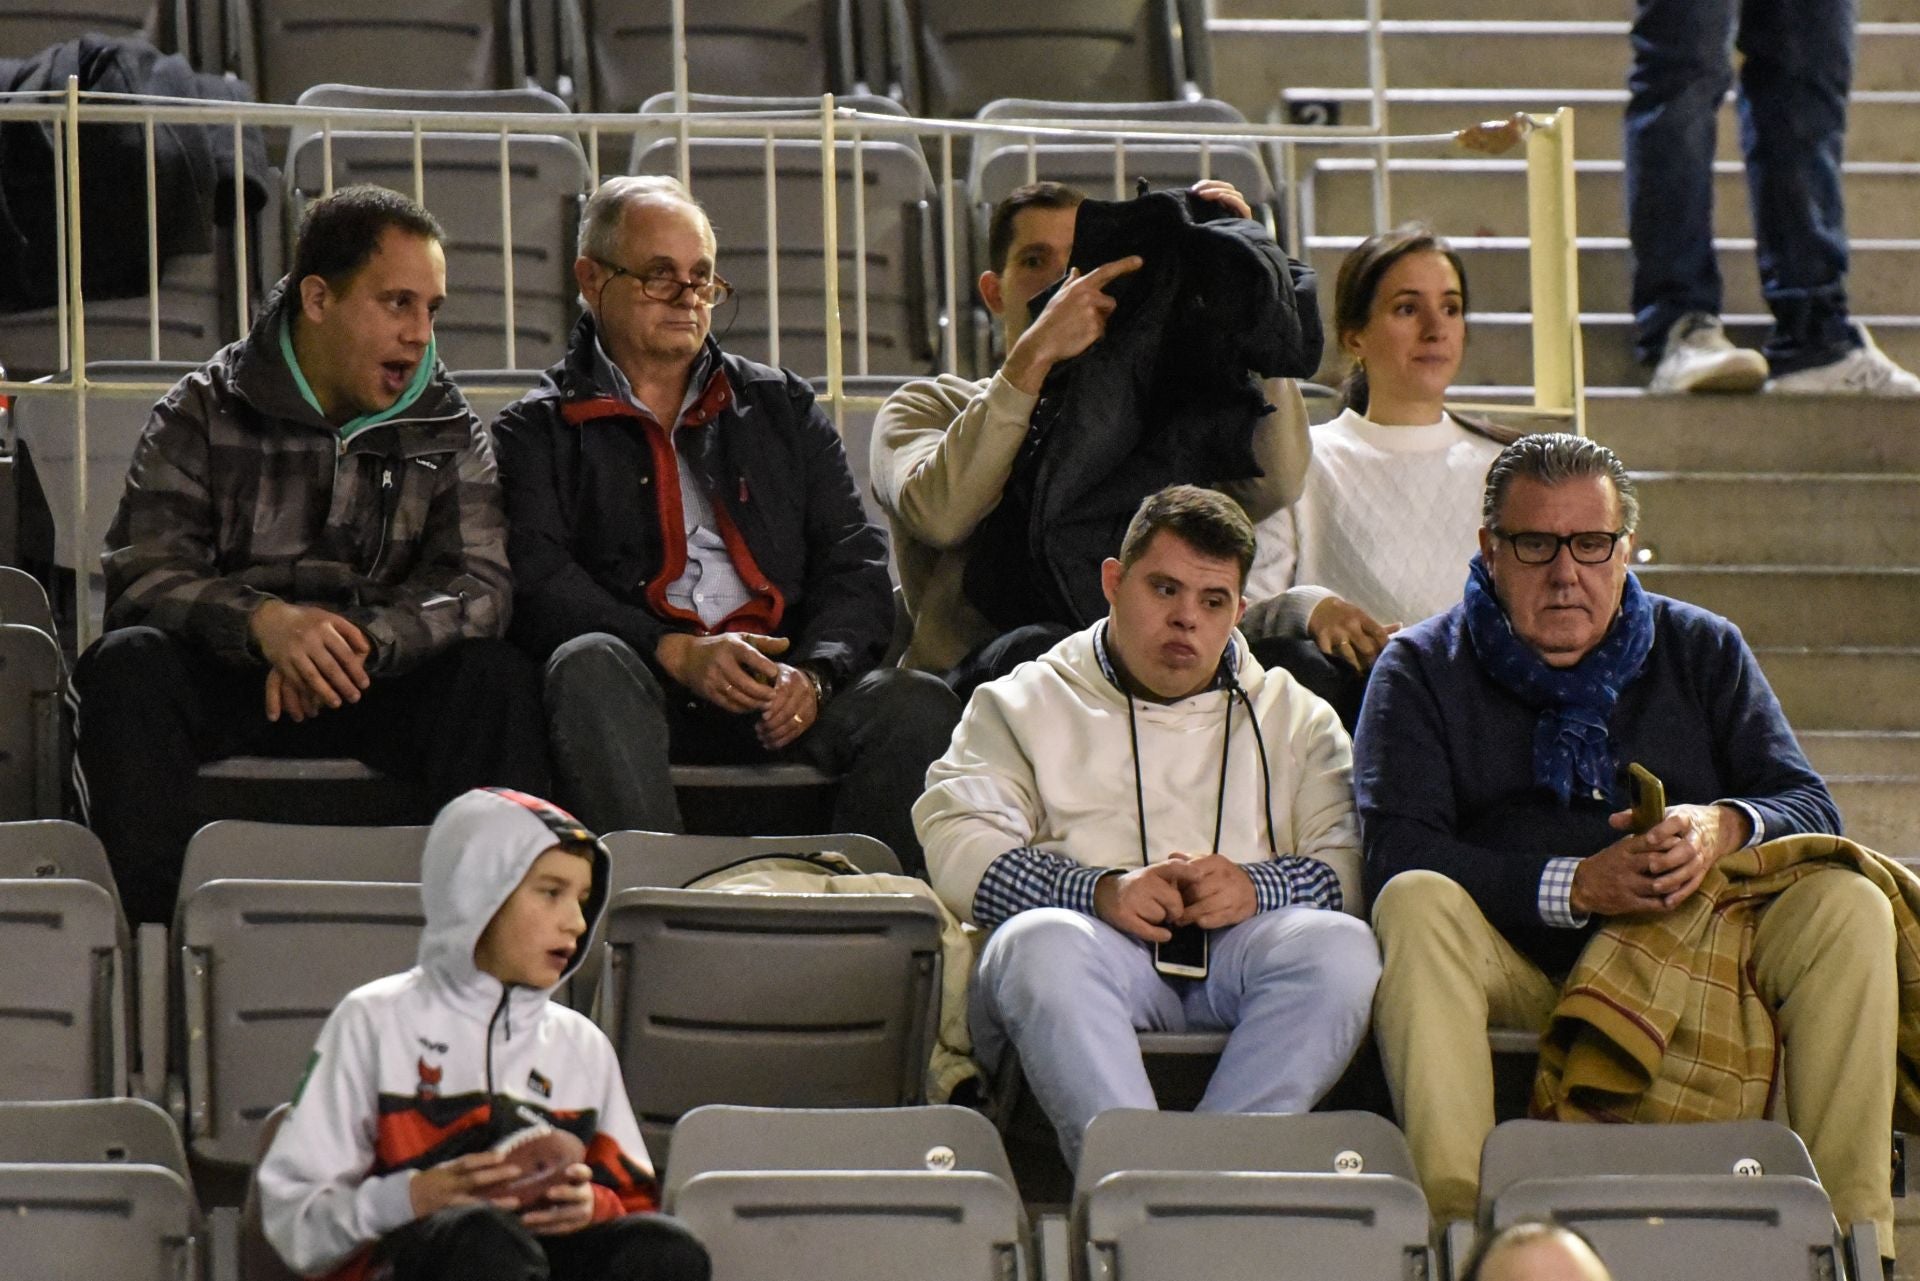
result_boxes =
[1538,856,1590,928]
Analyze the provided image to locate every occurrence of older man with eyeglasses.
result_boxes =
[1353,434,1894,1254]
[492,176,959,872]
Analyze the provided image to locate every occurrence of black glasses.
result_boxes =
[594,258,732,307]
[1493,529,1628,565]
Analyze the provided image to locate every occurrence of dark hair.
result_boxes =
[291,184,445,292]
[985,180,1085,275]
[1331,223,1469,416]
[1459,1221,1608,1281]
[1118,485,1256,586]
[1482,432,1640,533]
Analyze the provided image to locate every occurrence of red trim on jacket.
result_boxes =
[558,369,786,637]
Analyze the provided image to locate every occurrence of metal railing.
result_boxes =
[0,83,1583,648]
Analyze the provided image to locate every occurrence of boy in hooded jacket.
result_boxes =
[258,788,709,1281]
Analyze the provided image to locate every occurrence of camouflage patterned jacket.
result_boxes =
[102,283,512,676]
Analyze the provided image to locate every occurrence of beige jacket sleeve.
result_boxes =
[1218,376,1312,523]
[871,372,1038,550]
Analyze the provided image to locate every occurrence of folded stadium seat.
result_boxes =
[1470,1118,1874,1281]
[0,563,54,635]
[0,253,226,379]
[0,622,62,819]
[591,877,940,1166]
[0,1163,201,1281]
[10,360,202,640]
[0,817,116,892]
[0,1096,186,1169]
[231,0,530,104]
[176,877,423,1167]
[1073,1109,1434,1281]
[181,819,428,886]
[447,367,545,432]
[0,0,157,60]
[287,81,571,160]
[881,0,1212,120]
[0,876,128,1098]
[631,135,940,379]
[285,128,591,371]
[577,827,899,1008]
[663,1104,1029,1281]
[566,0,856,115]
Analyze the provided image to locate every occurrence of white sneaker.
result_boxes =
[1648,313,1770,394]
[1768,325,1920,396]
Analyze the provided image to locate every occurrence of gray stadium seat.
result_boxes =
[569,0,856,114]
[883,0,1211,119]
[0,256,224,378]
[0,0,156,60]
[239,1104,300,1281]
[9,361,198,633]
[181,819,428,888]
[632,135,939,377]
[599,827,901,891]
[0,1097,185,1171]
[234,0,529,104]
[0,817,120,902]
[178,877,423,1165]
[0,1163,201,1281]
[663,1103,1019,1207]
[1073,1110,1434,1281]
[1474,1118,1867,1281]
[287,81,572,161]
[593,886,941,1164]
[665,1106,1027,1281]
[286,129,591,370]
[0,564,54,635]
[0,878,127,1099]
[449,367,544,429]
[0,622,62,819]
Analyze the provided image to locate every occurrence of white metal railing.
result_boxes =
[0,85,1582,648]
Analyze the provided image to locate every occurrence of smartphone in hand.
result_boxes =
[1627,762,1666,834]
[1154,923,1209,979]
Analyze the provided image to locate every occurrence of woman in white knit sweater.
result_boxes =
[1242,226,1515,724]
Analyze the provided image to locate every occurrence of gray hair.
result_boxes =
[1482,432,1639,533]
[577,175,711,264]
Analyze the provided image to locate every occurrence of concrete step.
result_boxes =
[1828,776,1920,856]
[1803,731,1920,777]
[1450,314,1920,391]
[1585,392,1920,474]
[1216,0,1914,24]
[1305,235,1920,318]
[1635,569,1920,648]
[1266,89,1920,163]
[1213,21,1920,97]
[1755,648,1920,732]
[1306,157,1920,241]
[1630,474,1920,569]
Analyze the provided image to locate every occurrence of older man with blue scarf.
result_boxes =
[1355,433,1893,1246]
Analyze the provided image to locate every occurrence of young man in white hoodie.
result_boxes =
[915,485,1379,1166]
[258,788,709,1281]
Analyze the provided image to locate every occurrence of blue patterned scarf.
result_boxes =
[1463,553,1654,807]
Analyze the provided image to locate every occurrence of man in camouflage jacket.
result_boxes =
[71,186,549,923]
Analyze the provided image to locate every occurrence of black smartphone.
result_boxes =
[1154,923,1209,979]
[1628,762,1666,834]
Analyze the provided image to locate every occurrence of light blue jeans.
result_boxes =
[971,906,1381,1167]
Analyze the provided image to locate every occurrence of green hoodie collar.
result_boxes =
[280,314,437,443]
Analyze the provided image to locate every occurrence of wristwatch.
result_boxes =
[799,663,834,708]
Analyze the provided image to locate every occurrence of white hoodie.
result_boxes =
[258,789,657,1280]
[915,625,1363,924]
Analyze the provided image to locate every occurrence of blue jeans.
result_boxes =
[971,906,1380,1167]
[1625,0,1860,373]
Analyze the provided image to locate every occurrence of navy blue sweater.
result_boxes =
[1353,591,1839,974]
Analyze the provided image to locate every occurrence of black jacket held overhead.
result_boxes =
[966,186,1323,630]
[493,317,893,687]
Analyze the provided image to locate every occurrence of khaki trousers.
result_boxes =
[1370,867,1897,1247]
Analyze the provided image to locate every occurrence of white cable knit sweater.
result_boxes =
[1244,408,1503,635]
